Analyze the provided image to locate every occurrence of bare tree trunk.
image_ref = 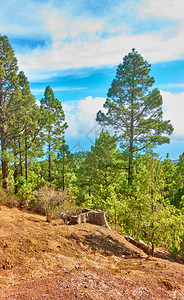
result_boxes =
[1,126,9,191]
[69,210,110,229]
[128,105,134,186]
[0,83,9,191]
[128,61,136,187]
[46,211,52,223]
[151,242,154,257]
[48,141,51,179]
[114,209,117,230]
[62,154,65,191]
[13,159,18,194]
[25,135,28,182]
[19,136,23,177]
[151,154,155,257]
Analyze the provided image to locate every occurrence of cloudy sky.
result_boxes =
[1,0,184,159]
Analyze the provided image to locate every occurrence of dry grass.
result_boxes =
[0,206,184,299]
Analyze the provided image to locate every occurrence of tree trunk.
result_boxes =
[128,104,134,186]
[151,243,154,257]
[19,136,23,177]
[13,159,18,194]
[46,211,52,223]
[128,148,133,186]
[0,83,9,191]
[69,210,110,229]
[62,154,65,191]
[25,135,28,182]
[2,158,9,190]
[48,141,51,179]
[1,126,9,191]
[128,61,136,187]
[114,208,117,230]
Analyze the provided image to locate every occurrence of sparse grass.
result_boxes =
[31,186,81,221]
[0,188,20,207]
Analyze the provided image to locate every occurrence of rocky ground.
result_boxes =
[0,206,183,299]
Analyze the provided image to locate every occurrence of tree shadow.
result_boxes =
[68,231,142,258]
[154,249,184,265]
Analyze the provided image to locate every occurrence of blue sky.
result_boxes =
[1,0,184,159]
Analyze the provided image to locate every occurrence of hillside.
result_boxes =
[0,206,184,299]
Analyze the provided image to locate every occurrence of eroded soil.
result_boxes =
[0,206,183,299]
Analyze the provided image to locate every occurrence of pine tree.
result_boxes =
[18,71,41,182]
[76,151,95,201]
[90,130,123,221]
[76,130,122,214]
[56,137,73,191]
[0,35,21,190]
[91,130,119,189]
[40,86,67,180]
[97,49,173,185]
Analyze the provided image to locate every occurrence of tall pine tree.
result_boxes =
[0,35,21,190]
[97,49,173,185]
[17,71,41,182]
[40,86,67,180]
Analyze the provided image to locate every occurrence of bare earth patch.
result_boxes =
[0,206,183,299]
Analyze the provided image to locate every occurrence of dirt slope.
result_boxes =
[0,206,184,299]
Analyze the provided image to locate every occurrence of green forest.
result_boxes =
[0,35,183,257]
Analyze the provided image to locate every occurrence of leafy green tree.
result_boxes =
[55,137,75,191]
[122,150,184,256]
[97,49,173,185]
[76,151,95,202]
[0,35,22,190]
[90,130,122,208]
[40,86,67,180]
[162,153,176,202]
[73,151,88,169]
[170,153,184,209]
[9,71,42,196]
[76,130,125,224]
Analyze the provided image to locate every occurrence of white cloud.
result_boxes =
[161,90,184,140]
[62,102,75,112]
[18,28,184,79]
[64,92,184,143]
[140,0,184,21]
[17,2,184,79]
[1,0,184,80]
[64,96,106,138]
[159,83,184,89]
[0,1,47,39]
[36,100,40,107]
[41,6,104,41]
[31,86,86,95]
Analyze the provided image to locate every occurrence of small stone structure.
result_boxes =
[61,208,110,229]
